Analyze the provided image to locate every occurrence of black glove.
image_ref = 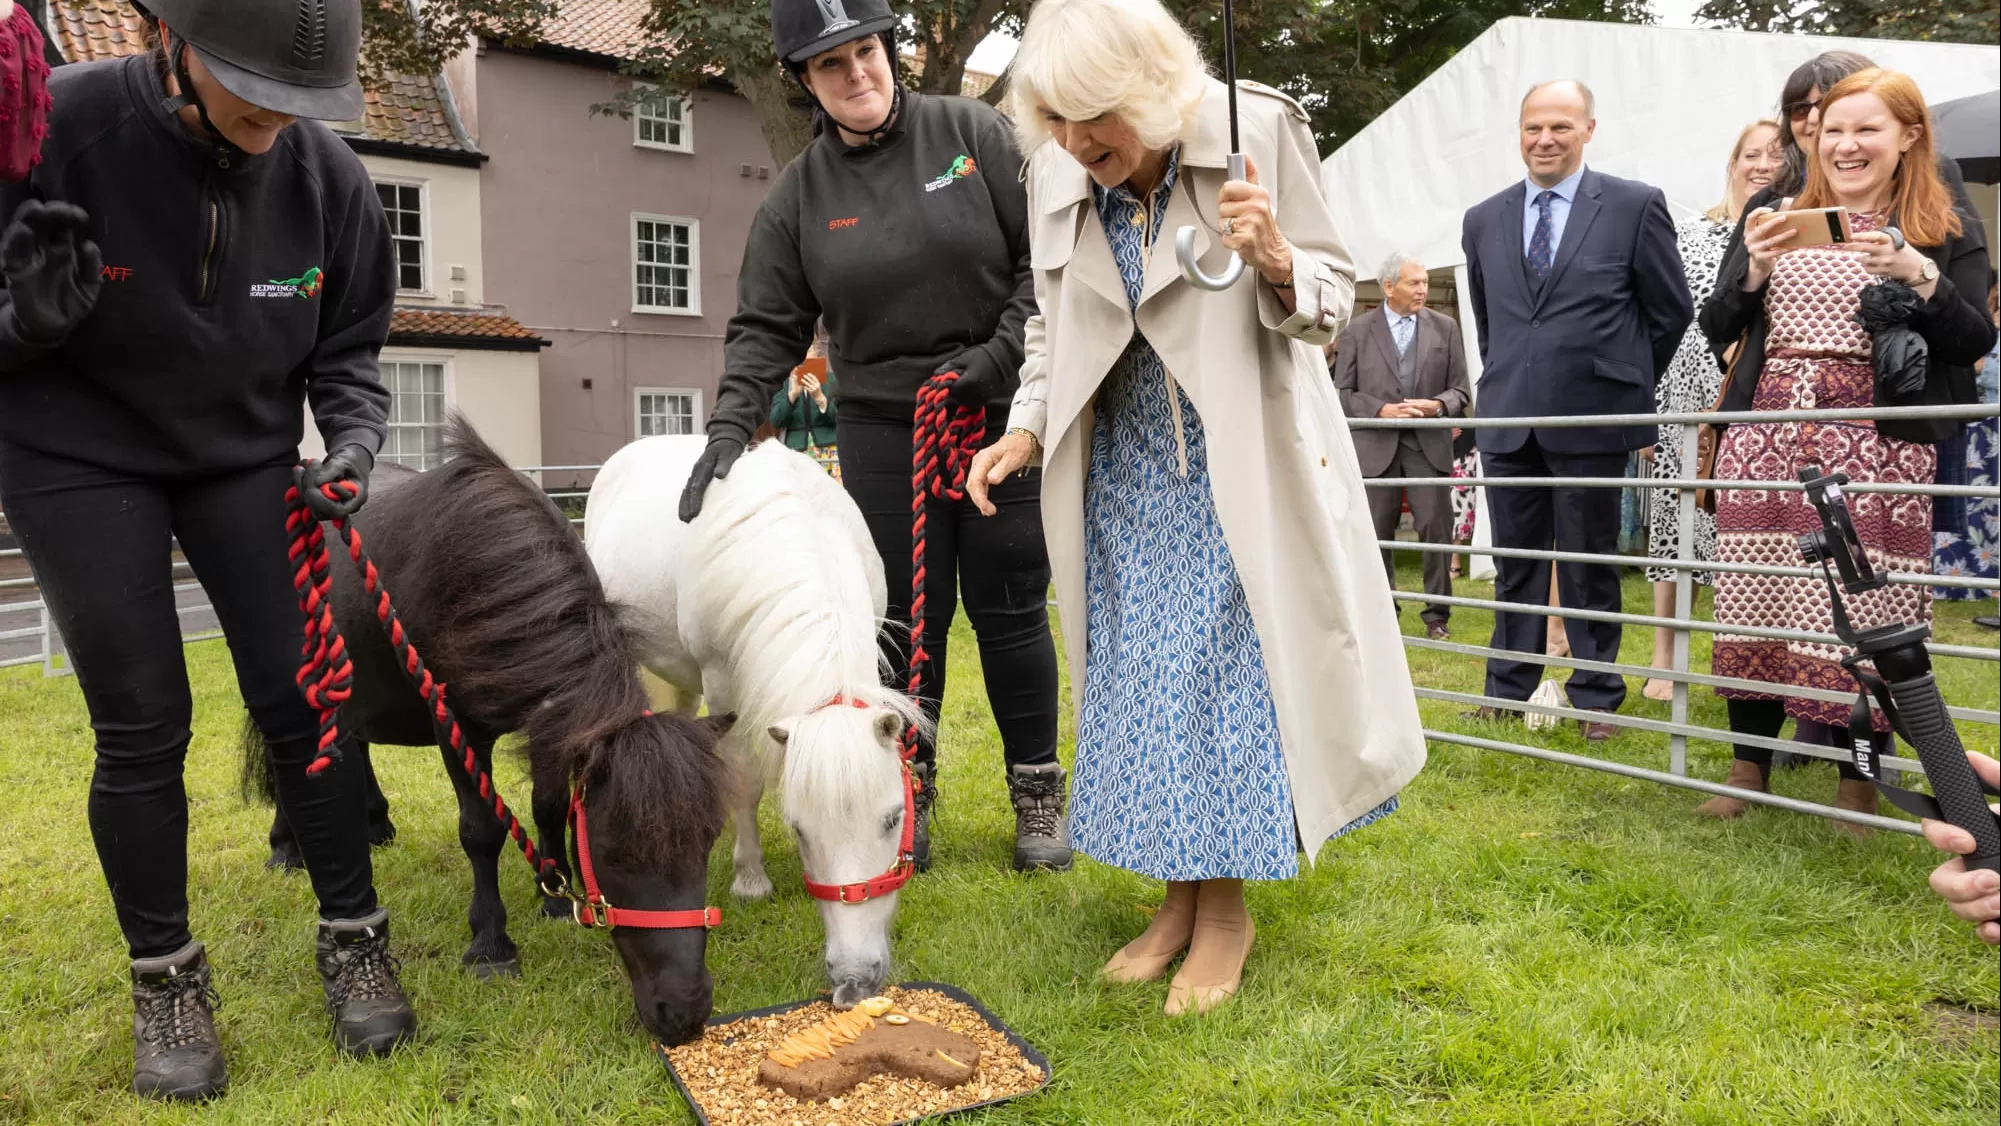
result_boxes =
[303,444,374,521]
[935,347,1006,409]
[1855,280,1929,400]
[2,200,103,344]
[679,435,744,523]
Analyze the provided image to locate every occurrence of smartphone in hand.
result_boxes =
[1772,206,1852,247]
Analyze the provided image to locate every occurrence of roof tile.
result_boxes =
[50,0,473,154]
[390,307,546,347]
[532,0,662,63]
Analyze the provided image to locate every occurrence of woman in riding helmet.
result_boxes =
[0,0,412,1100]
[681,0,1069,874]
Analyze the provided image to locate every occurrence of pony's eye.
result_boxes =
[881,809,903,836]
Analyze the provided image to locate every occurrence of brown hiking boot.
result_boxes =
[1694,759,1769,819]
[130,940,227,1102]
[316,908,417,1057]
[1008,762,1073,872]
[1831,778,1879,839]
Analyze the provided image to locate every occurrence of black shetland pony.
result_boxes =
[246,419,731,1045]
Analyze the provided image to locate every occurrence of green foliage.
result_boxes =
[1696,0,1999,45]
[357,0,557,87]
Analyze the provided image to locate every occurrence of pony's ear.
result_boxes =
[872,710,905,749]
[767,721,793,747]
[701,712,738,738]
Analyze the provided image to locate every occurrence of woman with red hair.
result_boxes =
[1696,69,1994,827]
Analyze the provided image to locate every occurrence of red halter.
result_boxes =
[567,785,723,931]
[799,694,920,904]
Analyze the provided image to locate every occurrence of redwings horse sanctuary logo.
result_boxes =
[251,267,325,299]
[924,154,977,192]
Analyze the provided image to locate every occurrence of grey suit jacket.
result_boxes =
[1331,305,1470,476]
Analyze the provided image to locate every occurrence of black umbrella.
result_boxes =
[1929,89,1998,184]
[1175,0,1247,290]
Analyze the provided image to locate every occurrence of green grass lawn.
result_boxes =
[0,567,1995,1125]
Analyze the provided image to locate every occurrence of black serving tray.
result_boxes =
[655,981,1051,1125]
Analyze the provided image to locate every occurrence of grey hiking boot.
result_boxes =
[1008,762,1074,872]
[130,940,227,1101]
[908,761,936,873]
[315,908,417,1057]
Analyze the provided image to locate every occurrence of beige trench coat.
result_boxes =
[1007,79,1427,861]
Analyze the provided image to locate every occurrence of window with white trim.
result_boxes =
[634,88,692,152]
[636,388,701,437]
[380,360,448,469]
[633,215,699,315]
[374,181,426,293]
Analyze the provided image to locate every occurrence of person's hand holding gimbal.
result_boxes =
[1923,750,2001,946]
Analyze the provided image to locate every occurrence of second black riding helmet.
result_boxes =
[135,0,365,122]
[771,0,898,65]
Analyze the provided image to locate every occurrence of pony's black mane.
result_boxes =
[390,418,726,862]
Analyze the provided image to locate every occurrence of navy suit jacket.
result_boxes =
[1460,168,1693,455]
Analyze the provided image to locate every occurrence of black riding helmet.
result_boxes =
[771,0,902,142]
[133,0,364,148]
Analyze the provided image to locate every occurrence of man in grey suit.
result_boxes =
[1333,253,1470,640]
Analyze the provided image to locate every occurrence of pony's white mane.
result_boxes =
[685,445,927,821]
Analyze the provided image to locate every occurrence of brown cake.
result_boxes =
[757,1016,981,1101]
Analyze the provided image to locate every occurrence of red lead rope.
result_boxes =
[801,377,983,905]
[283,468,719,933]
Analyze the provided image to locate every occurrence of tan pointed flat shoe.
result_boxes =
[1163,917,1253,1016]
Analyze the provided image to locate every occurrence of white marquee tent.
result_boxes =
[1320,17,2000,286]
[1319,17,2000,579]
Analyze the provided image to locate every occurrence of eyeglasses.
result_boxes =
[1785,98,1819,122]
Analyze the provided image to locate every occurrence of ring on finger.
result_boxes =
[1220,218,1234,235]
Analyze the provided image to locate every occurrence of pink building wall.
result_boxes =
[469,47,780,475]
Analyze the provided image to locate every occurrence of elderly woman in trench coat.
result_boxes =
[967,0,1426,1016]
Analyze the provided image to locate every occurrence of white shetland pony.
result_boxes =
[584,436,923,1007]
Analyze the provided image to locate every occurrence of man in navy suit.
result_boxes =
[1460,80,1691,739]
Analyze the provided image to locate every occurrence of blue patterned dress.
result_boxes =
[1065,149,1397,881]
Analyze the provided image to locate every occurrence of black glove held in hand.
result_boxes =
[936,347,1006,408]
[304,444,375,521]
[1856,280,1929,400]
[2,201,103,344]
[679,436,744,523]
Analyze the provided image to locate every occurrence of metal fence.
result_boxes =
[4,404,1996,835]
[1350,402,2001,836]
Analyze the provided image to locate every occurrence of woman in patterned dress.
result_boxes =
[1642,121,1782,701]
[1694,69,1995,828]
[968,0,1425,1016]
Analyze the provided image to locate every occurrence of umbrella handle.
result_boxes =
[1176,153,1248,291]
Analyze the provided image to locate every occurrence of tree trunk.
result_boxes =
[730,62,816,169]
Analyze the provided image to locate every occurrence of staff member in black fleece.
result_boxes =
[0,0,414,1101]
[679,0,1068,875]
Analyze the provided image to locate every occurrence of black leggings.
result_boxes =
[1,444,377,960]
[1726,698,1870,781]
[836,414,1059,770]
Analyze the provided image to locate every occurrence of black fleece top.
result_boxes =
[0,56,392,477]
[708,90,1033,444]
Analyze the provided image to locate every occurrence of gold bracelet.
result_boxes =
[1006,426,1042,454]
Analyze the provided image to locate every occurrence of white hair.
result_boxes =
[1378,251,1426,286]
[1007,0,1211,155]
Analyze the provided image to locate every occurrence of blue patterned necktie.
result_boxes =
[1392,314,1414,355]
[1528,189,1556,282]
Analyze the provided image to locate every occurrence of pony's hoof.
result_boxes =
[264,848,304,872]
[542,896,572,920]
[731,871,773,901]
[463,954,521,980]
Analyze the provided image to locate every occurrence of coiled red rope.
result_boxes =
[285,470,560,888]
[906,372,985,762]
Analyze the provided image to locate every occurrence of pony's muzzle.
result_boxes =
[828,958,887,1010]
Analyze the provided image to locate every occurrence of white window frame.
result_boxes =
[630,214,702,317]
[634,387,704,439]
[373,178,431,297]
[632,86,694,153]
[377,353,455,470]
